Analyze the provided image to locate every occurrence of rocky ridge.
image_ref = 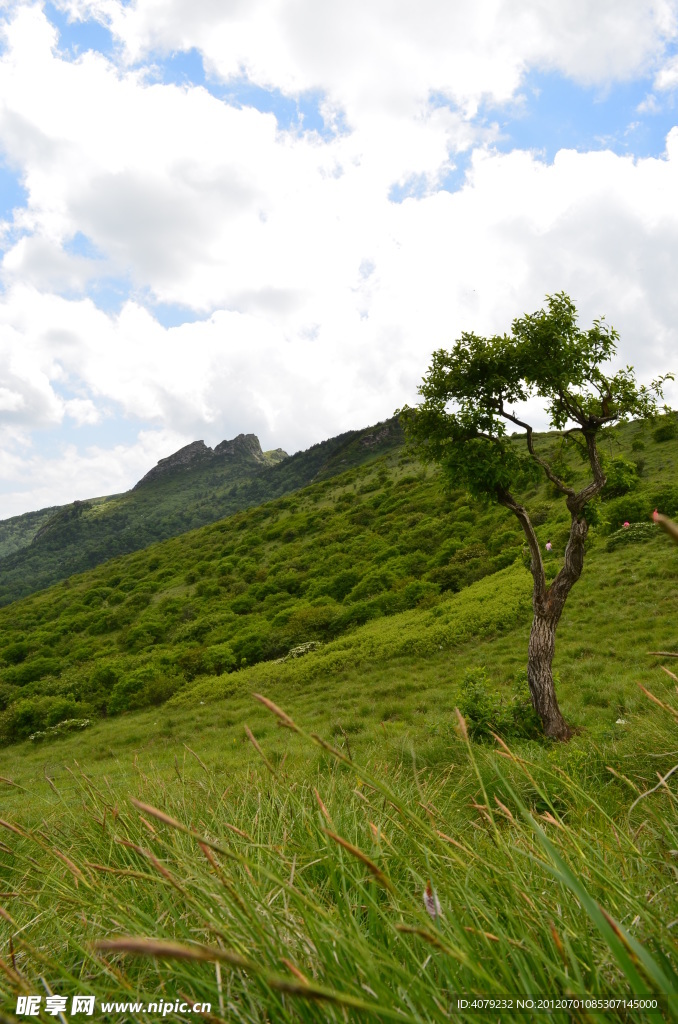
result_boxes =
[134,434,288,489]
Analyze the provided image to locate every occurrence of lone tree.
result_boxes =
[404,293,671,740]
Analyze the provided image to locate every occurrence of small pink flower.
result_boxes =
[623,521,630,529]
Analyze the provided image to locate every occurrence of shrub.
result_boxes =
[652,416,677,443]
[4,656,61,685]
[650,484,678,518]
[1,641,29,665]
[606,522,656,551]
[29,718,91,742]
[457,668,497,740]
[601,456,639,498]
[175,642,236,680]
[0,694,81,742]
[601,492,651,533]
[107,666,182,714]
[456,668,541,742]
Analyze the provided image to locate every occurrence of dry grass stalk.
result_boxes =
[493,796,515,821]
[394,924,457,957]
[637,683,678,721]
[252,693,300,732]
[95,937,250,969]
[129,798,188,833]
[51,849,88,887]
[244,724,277,776]
[321,829,394,891]
[281,958,310,985]
[435,830,475,857]
[0,777,23,789]
[0,819,24,837]
[313,788,332,824]
[454,707,468,742]
[184,744,210,774]
[84,862,168,882]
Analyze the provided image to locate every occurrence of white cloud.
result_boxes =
[0,1,678,517]
[655,53,678,90]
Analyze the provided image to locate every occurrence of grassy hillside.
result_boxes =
[0,513,677,1019]
[0,414,677,750]
[0,417,677,1019]
[0,417,403,606]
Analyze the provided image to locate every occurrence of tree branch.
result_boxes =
[496,486,546,607]
[567,430,606,514]
[499,404,575,497]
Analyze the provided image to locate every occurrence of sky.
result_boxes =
[1,1,678,518]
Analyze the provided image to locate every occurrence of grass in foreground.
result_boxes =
[2,688,678,1023]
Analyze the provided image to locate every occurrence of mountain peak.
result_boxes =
[133,434,288,488]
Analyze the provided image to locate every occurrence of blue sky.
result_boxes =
[0,0,677,516]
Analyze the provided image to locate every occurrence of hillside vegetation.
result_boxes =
[1,417,678,1020]
[0,418,403,606]
[0,414,676,748]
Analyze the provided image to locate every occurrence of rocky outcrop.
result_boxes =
[133,441,213,487]
[214,433,267,463]
[134,434,289,488]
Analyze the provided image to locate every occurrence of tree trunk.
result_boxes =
[498,487,594,741]
[527,611,572,740]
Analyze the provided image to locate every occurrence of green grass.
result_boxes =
[2,675,678,1022]
[1,415,678,1019]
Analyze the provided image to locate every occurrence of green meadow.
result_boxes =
[1,415,678,1021]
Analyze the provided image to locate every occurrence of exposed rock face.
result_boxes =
[214,433,266,462]
[359,425,395,448]
[134,434,288,488]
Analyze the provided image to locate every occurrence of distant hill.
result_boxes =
[0,418,404,606]
[0,504,60,559]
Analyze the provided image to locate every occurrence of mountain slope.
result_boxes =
[0,418,403,606]
[0,414,676,745]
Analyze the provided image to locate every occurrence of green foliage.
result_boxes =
[601,455,639,498]
[405,292,669,508]
[457,667,541,741]
[0,693,81,742]
[606,522,656,551]
[653,415,678,443]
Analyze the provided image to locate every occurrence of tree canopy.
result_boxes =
[406,292,669,506]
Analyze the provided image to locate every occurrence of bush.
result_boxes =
[456,668,541,742]
[652,416,677,443]
[601,492,651,533]
[650,484,678,519]
[29,718,91,742]
[606,522,656,551]
[107,666,182,714]
[4,656,61,685]
[0,694,81,742]
[601,457,639,498]
[175,642,236,680]
[1,641,29,665]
